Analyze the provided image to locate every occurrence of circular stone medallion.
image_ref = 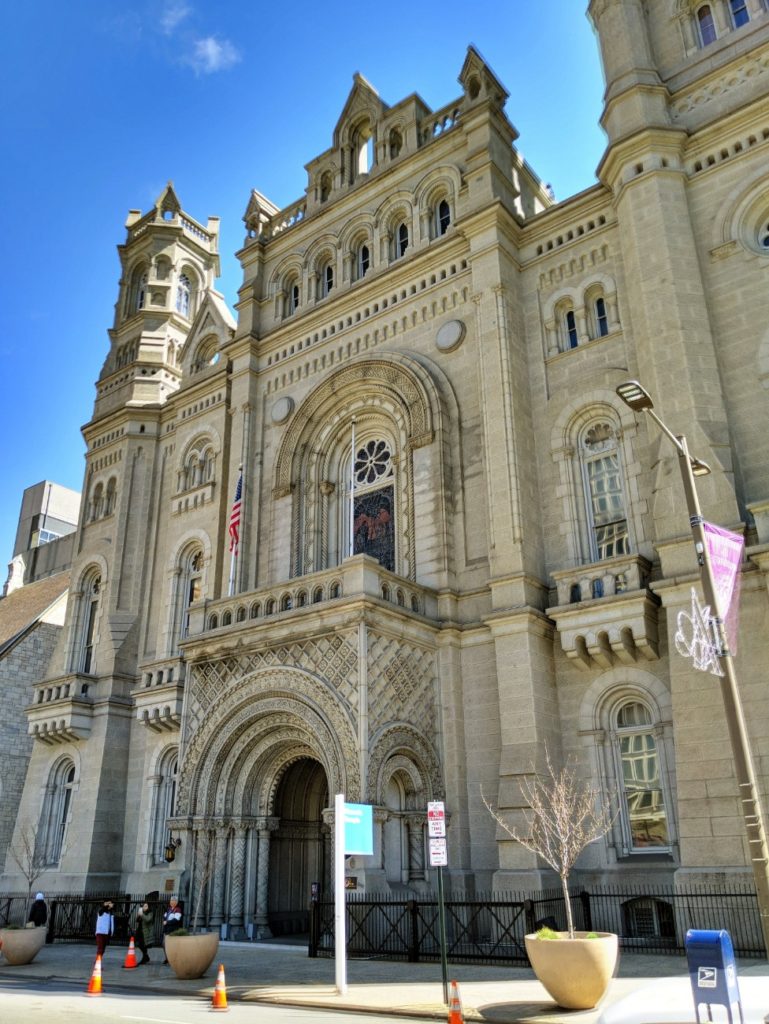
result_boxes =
[271,396,294,424]
[435,319,465,353]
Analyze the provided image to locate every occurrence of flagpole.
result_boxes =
[349,417,356,557]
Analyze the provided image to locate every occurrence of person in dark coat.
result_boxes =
[135,901,155,964]
[28,892,47,927]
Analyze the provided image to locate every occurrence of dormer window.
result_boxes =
[697,5,717,44]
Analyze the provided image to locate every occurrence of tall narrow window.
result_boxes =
[41,760,76,865]
[389,128,402,159]
[615,702,670,850]
[176,274,191,317]
[320,172,332,203]
[697,5,717,44]
[285,278,300,315]
[349,437,395,572]
[395,222,409,259]
[357,243,370,280]
[437,199,451,236]
[729,0,749,26]
[320,262,334,298]
[595,297,609,337]
[180,550,202,640]
[151,751,179,864]
[581,422,630,561]
[136,272,147,312]
[78,573,101,674]
[565,309,578,349]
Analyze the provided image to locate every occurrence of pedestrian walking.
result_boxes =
[161,896,182,964]
[135,901,155,964]
[28,892,47,927]
[95,900,115,956]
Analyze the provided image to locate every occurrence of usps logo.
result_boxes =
[698,966,717,988]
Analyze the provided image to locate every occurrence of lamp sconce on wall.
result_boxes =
[164,834,182,863]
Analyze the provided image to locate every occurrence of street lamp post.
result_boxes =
[616,380,769,957]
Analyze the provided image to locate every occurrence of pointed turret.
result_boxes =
[95,186,221,420]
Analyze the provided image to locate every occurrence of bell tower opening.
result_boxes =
[268,758,329,936]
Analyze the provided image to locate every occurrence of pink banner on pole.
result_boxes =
[703,521,744,651]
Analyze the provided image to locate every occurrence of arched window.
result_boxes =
[436,199,451,236]
[356,243,370,281]
[580,421,630,561]
[394,222,409,259]
[40,759,76,865]
[285,277,301,315]
[90,482,104,521]
[320,171,332,203]
[697,4,717,44]
[75,571,101,674]
[151,750,178,865]
[176,273,191,317]
[389,128,402,159]
[594,296,609,337]
[350,437,395,572]
[174,547,203,643]
[130,267,148,314]
[319,261,334,298]
[564,309,579,349]
[352,118,374,177]
[614,701,670,851]
[729,0,749,27]
[104,478,117,516]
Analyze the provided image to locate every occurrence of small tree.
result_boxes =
[8,822,45,911]
[484,749,614,937]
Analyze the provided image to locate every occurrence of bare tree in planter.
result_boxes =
[484,749,614,937]
[8,822,46,915]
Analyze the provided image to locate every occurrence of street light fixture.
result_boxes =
[616,380,769,956]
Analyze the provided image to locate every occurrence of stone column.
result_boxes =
[229,824,248,929]
[209,825,229,927]
[254,818,278,939]
[405,814,426,881]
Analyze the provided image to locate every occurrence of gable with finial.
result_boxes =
[332,72,388,148]
[458,45,509,108]
[155,181,183,219]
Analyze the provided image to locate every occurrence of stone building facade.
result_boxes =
[4,1,769,938]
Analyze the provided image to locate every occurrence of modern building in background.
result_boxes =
[4,481,81,595]
[3,1,769,941]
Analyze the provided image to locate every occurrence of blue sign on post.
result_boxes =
[343,802,373,855]
[685,929,743,1024]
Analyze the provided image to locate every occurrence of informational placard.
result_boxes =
[429,837,448,867]
[344,802,374,855]
[427,800,446,838]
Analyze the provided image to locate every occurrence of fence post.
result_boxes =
[580,890,593,932]
[524,899,536,935]
[408,899,419,963]
[46,901,56,944]
[308,899,319,958]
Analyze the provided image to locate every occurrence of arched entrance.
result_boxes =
[268,757,329,936]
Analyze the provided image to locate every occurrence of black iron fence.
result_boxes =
[309,884,764,964]
[0,893,180,946]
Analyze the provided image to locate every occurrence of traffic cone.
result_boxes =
[448,979,464,1024]
[122,936,138,969]
[87,955,103,996]
[210,963,229,1012]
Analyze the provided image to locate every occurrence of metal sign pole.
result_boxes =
[334,793,347,994]
[437,864,449,1005]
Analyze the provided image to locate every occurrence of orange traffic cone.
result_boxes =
[448,979,464,1024]
[87,955,103,996]
[210,963,229,1012]
[122,936,138,969]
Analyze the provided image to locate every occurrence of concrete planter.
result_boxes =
[164,931,219,979]
[0,926,47,966]
[524,931,618,1010]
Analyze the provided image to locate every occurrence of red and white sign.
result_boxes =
[427,801,446,838]
[429,837,448,867]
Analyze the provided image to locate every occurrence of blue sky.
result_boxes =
[0,1,607,569]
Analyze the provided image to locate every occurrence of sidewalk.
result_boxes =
[1,938,767,1022]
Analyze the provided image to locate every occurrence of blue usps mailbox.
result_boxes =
[685,929,744,1024]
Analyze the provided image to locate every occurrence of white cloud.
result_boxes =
[160,2,192,35]
[186,35,241,74]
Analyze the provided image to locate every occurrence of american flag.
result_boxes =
[229,471,243,555]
